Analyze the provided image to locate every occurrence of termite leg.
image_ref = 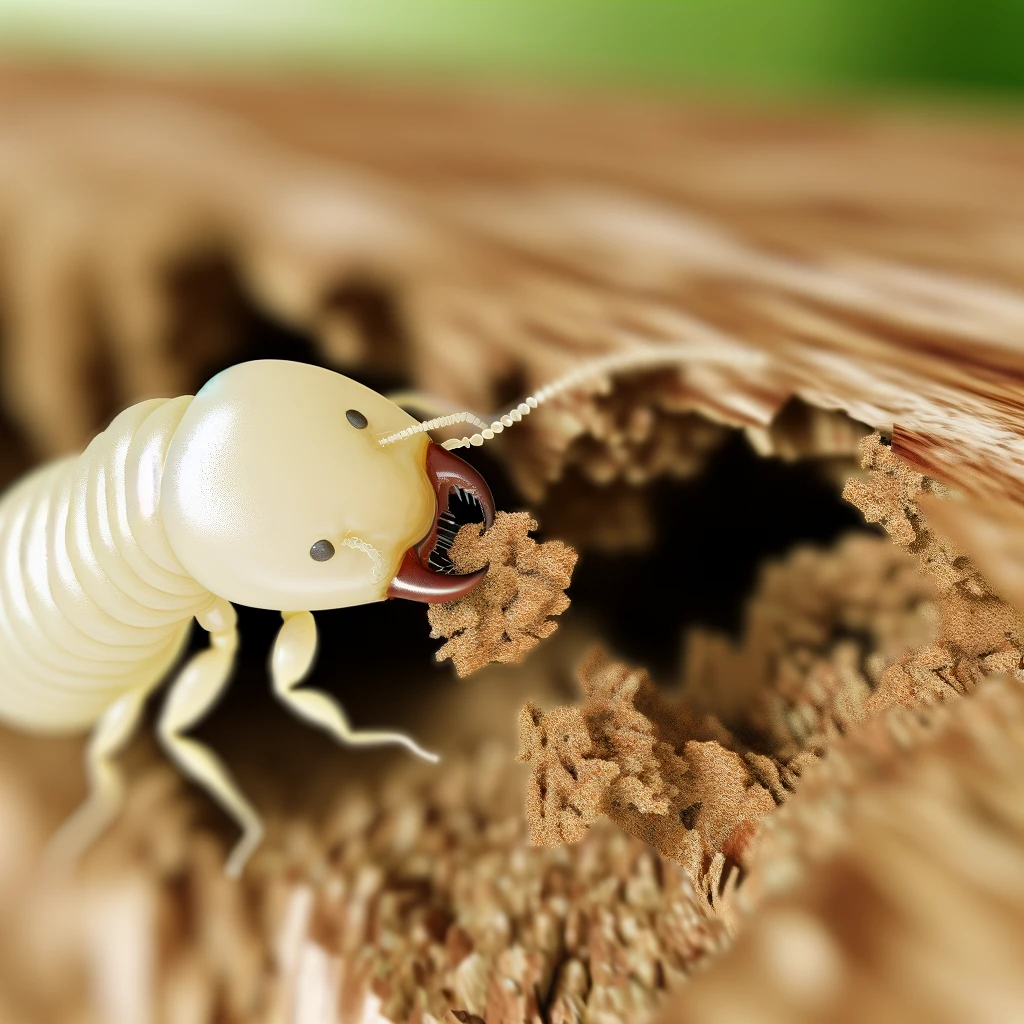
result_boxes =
[157,599,262,878]
[45,685,150,872]
[270,610,439,763]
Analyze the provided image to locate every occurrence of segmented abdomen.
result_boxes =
[0,397,212,733]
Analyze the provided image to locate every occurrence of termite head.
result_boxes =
[162,360,493,611]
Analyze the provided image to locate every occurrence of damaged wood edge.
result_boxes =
[516,432,1024,926]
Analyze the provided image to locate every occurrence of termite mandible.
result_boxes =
[0,345,710,876]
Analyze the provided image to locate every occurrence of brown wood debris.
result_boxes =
[520,442,1024,917]
[843,434,1024,719]
[515,527,938,900]
[427,512,577,677]
[682,532,940,755]
[518,650,774,903]
[503,370,731,503]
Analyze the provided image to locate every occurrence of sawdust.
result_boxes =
[427,512,577,678]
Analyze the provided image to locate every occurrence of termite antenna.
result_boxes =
[377,343,740,450]
[377,345,704,450]
[377,408,494,447]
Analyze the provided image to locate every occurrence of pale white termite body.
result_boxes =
[3,343,717,876]
[0,360,494,876]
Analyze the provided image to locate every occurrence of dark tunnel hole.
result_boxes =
[457,431,880,683]
[557,433,879,679]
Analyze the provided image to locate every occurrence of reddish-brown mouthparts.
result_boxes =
[387,443,495,603]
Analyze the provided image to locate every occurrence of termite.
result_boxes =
[0,359,498,876]
[0,345,708,875]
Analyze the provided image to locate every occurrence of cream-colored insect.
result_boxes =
[0,359,497,876]
[1,346,702,876]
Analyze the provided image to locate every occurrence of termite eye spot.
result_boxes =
[310,539,336,562]
[346,409,368,429]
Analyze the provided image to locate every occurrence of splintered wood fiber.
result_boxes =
[0,68,1022,1024]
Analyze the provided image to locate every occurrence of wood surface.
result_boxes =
[0,65,1023,1024]
[0,66,1021,610]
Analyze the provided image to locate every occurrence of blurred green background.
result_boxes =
[0,0,1022,98]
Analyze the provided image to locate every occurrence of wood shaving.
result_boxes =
[427,512,577,678]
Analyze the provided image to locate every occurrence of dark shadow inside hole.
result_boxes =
[193,597,445,786]
[563,432,879,679]
[491,366,530,410]
[165,251,251,386]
